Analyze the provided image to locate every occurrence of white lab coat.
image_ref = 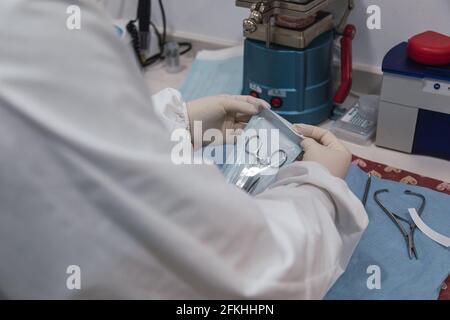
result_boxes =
[0,0,368,299]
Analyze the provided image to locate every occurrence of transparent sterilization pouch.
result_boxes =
[221,109,304,195]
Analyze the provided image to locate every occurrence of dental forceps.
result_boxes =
[235,135,288,192]
[374,189,426,260]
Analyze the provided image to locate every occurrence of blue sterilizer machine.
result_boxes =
[242,30,334,125]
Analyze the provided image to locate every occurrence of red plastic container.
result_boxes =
[407,31,450,66]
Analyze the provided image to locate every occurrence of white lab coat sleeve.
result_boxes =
[149,88,368,298]
[0,0,368,299]
[255,162,369,297]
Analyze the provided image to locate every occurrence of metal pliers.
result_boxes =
[374,189,426,260]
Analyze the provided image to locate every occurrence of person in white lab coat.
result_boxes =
[0,0,368,299]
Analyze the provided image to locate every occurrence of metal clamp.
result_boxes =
[374,189,426,260]
[243,1,269,34]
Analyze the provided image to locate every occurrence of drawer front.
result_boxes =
[381,74,450,115]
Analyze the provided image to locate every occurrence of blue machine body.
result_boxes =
[382,42,450,81]
[242,30,334,125]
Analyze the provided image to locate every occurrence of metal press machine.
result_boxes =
[236,0,355,124]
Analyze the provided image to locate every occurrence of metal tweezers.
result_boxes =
[374,189,426,260]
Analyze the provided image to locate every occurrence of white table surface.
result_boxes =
[144,54,450,183]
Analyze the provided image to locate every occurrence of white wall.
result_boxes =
[348,0,450,70]
[100,0,450,70]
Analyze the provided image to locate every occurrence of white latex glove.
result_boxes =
[294,124,352,178]
[187,95,270,149]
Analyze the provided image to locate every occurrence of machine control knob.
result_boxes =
[250,11,263,24]
[250,91,260,98]
[271,97,283,108]
[243,19,258,33]
[251,1,269,14]
[258,3,267,13]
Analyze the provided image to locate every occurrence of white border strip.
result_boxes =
[409,208,450,248]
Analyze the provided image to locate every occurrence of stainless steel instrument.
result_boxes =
[236,0,354,49]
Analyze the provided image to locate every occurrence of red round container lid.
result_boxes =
[407,31,450,66]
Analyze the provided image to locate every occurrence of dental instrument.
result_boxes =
[374,189,426,260]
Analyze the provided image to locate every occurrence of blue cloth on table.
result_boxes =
[326,165,450,300]
[199,144,450,299]
[179,55,243,102]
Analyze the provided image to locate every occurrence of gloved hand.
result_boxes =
[294,124,352,178]
[187,95,270,149]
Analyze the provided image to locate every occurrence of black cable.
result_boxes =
[126,20,144,65]
[158,0,167,46]
[142,49,164,67]
[127,0,192,69]
[150,21,163,50]
[178,42,193,55]
[137,0,151,35]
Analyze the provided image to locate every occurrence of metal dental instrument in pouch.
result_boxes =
[235,135,288,192]
[221,108,303,195]
[374,189,426,260]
